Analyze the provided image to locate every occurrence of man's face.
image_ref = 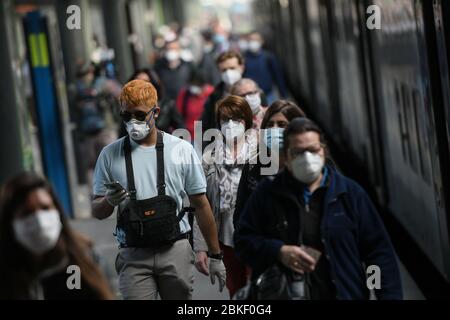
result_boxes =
[166,41,181,52]
[248,33,263,44]
[120,103,160,124]
[218,57,244,74]
[233,82,259,97]
[286,131,325,172]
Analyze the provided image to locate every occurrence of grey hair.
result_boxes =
[230,78,260,95]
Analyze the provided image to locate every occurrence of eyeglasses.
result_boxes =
[237,90,260,98]
[289,144,324,158]
[120,109,153,122]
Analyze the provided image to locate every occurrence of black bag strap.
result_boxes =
[155,131,166,196]
[124,131,166,200]
[124,136,137,200]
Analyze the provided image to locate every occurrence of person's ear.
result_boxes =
[153,107,161,119]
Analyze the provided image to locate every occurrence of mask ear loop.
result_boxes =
[145,108,157,130]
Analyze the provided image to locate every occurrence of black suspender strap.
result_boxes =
[124,131,166,200]
[156,131,166,196]
[124,136,137,200]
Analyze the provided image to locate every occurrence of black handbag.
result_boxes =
[234,198,311,300]
[116,131,188,248]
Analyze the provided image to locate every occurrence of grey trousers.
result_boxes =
[115,239,195,300]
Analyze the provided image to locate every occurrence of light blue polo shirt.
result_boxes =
[93,133,206,245]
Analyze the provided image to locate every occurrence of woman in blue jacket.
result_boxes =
[234,118,402,300]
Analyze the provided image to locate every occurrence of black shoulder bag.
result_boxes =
[117,131,189,248]
[234,198,311,300]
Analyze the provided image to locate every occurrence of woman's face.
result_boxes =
[14,188,56,220]
[266,112,289,129]
[12,188,63,256]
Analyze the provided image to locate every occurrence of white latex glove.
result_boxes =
[106,188,128,207]
[209,258,226,292]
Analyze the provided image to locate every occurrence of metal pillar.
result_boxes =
[0,0,25,183]
[102,0,134,83]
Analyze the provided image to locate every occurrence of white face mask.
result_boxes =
[238,40,249,52]
[126,117,154,141]
[263,128,285,150]
[291,151,324,184]
[221,120,246,142]
[245,93,262,114]
[165,49,180,62]
[248,40,262,53]
[221,69,242,86]
[190,85,202,95]
[13,209,62,255]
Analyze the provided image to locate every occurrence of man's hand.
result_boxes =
[209,258,226,292]
[278,245,317,274]
[195,251,209,276]
[105,188,128,207]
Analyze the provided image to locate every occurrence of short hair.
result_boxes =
[230,78,259,96]
[119,80,158,109]
[216,50,244,66]
[261,100,306,129]
[283,118,327,154]
[216,95,253,130]
[128,68,163,98]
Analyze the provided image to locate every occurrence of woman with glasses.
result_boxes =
[234,118,402,300]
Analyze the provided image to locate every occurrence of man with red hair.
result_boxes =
[92,80,226,300]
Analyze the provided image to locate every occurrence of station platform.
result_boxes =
[70,216,424,300]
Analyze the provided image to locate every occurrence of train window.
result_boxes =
[395,83,409,162]
[395,81,432,182]
[412,89,427,181]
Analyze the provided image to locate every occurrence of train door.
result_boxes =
[305,0,338,134]
[290,0,312,103]
[423,0,450,280]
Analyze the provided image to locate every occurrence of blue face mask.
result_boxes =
[263,128,285,150]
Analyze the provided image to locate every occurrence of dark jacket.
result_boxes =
[244,50,288,97]
[155,98,185,133]
[200,81,227,132]
[155,60,194,100]
[234,166,403,300]
[234,161,264,229]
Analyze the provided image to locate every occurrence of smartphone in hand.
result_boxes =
[104,181,125,192]
[301,245,322,263]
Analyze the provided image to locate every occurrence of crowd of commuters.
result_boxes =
[0,26,402,300]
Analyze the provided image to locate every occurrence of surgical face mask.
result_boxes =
[238,40,249,52]
[264,128,285,151]
[165,49,180,62]
[248,40,262,53]
[190,85,202,95]
[291,151,324,184]
[221,120,246,142]
[13,209,62,255]
[125,111,155,141]
[221,69,242,86]
[204,44,214,53]
[245,93,262,114]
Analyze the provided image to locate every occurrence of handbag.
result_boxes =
[234,198,311,300]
